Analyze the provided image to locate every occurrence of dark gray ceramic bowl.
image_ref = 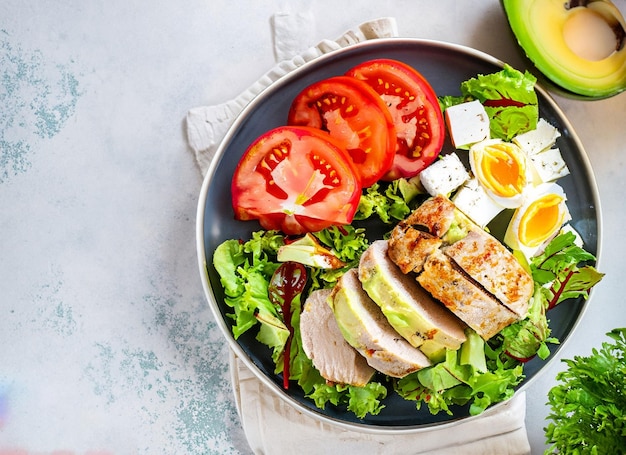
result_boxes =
[196,39,602,432]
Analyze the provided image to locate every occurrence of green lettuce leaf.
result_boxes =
[354,178,423,223]
[456,64,539,140]
[309,225,370,289]
[395,331,524,416]
[484,104,538,141]
[530,231,604,309]
[460,64,538,105]
[498,287,558,361]
[308,382,387,419]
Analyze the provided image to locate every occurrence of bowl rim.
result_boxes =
[195,37,603,433]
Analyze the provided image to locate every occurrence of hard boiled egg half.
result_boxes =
[469,138,532,208]
[504,182,571,259]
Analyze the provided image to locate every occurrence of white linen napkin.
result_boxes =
[230,353,529,455]
[186,15,531,455]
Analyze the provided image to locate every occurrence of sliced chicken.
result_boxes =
[358,240,467,351]
[417,249,519,340]
[388,224,442,274]
[387,195,534,339]
[330,268,431,378]
[443,227,533,318]
[300,288,375,387]
[402,194,458,238]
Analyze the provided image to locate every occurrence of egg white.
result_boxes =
[469,139,532,209]
[504,182,571,260]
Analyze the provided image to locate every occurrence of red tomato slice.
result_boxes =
[287,76,396,188]
[346,59,445,180]
[231,126,362,235]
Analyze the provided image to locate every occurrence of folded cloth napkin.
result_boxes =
[230,353,530,455]
[186,15,531,455]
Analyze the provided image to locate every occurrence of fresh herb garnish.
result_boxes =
[544,328,626,454]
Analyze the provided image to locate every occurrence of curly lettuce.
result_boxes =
[354,177,424,223]
[212,227,386,418]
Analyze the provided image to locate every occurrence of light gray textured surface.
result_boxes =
[1,1,624,453]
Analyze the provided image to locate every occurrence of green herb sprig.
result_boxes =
[544,328,626,454]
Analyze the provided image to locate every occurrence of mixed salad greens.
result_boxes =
[212,64,604,420]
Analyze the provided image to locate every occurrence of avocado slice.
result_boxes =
[358,241,467,352]
[329,269,432,377]
[503,0,626,98]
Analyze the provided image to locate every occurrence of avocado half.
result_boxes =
[503,0,626,98]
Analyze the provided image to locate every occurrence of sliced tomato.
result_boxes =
[287,76,396,188]
[231,126,362,235]
[346,59,445,180]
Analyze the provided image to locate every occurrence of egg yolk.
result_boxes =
[519,194,565,247]
[478,142,526,198]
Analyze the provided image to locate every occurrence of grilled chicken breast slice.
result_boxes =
[402,194,457,238]
[300,288,375,386]
[330,268,431,378]
[417,249,518,340]
[388,224,442,274]
[443,227,533,318]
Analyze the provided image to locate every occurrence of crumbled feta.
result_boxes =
[513,118,561,156]
[444,100,490,149]
[529,147,570,183]
[453,178,505,228]
[419,153,469,197]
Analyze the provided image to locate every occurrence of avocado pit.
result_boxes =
[503,0,626,98]
[564,1,626,61]
[563,6,622,60]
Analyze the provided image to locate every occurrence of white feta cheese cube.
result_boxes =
[529,147,570,183]
[419,153,469,197]
[444,100,490,149]
[452,178,505,228]
[513,118,561,156]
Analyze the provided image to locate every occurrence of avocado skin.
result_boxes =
[502,0,626,98]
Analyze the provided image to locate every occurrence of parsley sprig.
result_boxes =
[545,328,626,454]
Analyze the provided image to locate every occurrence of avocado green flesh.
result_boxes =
[419,341,447,363]
[442,215,472,245]
[330,284,369,349]
[359,261,465,351]
[459,329,488,373]
[503,0,626,98]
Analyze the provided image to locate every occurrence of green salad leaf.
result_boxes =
[212,226,386,418]
[354,177,423,223]
[396,329,524,416]
[310,382,388,419]
[440,64,539,141]
[498,287,558,362]
[461,64,538,105]
[545,328,626,454]
[530,231,604,309]
[308,225,370,289]
[484,104,538,141]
